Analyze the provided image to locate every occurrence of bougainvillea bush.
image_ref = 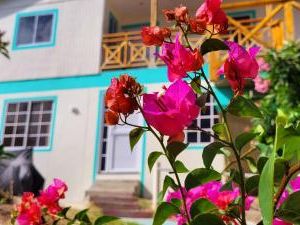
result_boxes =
[104,1,300,225]
[11,1,300,225]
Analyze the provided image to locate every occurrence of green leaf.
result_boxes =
[200,38,229,55]
[257,157,268,174]
[245,175,260,196]
[162,176,177,199]
[94,216,119,225]
[212,123,229,141]
[190,199,218,219]
[129,128,145,151]
[277,191,300,224]
[74,209,90,223]
[185,168,221,190]
[227,96,263,118]
[148,151,163,172]
[191,77,202,94]
[58,207,71,218]
[259,156,275,225]
[196,93,209,108]
[191,213,226,225]
[274,158,288,185]
[174,160,189,173]
[166,142,188,162]
[244,156,258,173]
[152,202,180,225]
[202,142,226,169]
[235,132,258,152]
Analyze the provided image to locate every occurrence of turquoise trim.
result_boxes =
[0,65,211,94]
[0,96,57,152]
[214,86,233,109]
[92,90,105,182]
[12,9,59,51]
[227,10,256,19]
[187,145,205,151]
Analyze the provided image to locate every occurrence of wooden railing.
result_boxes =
[101,0,299,79]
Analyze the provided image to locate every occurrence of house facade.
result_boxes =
[0,0,299,205]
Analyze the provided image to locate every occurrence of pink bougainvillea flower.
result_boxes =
[16,192,42,225]
[196,0,228,33]
[257,58,271,72]
[273,218,293,225]
[166,181,254,225]
[254,75,271,94]
[38,178,68,215]
[143,80,199,136]
[158,34,204,82]
[290,176,300,191]
[141,26,171,46]
[218,41,260,95]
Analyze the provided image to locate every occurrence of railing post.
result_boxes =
[284,1,295,41]
[149,0,158,67]
[152,162,160,210]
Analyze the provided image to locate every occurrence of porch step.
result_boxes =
[87,180,153,218]
[102,209,153,218]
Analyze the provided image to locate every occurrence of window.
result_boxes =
[186,95,219,145]
[99,119,108,172]
[13,9,58,50]
[2,100,55,150]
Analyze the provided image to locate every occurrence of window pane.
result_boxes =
[100,157,106,171]
[15,137,24,146]
[43,101,53,111]
[17,16,35,45]
[201,132,211,142]
[7,104,17,112]
[42,113,51,122]
[6,115,15,123]
[41,125,49,134]
[17,114,27,123]
[30,114,40,122]
[201,119,211,129]
[214,118,219,125]
[29,125,38,134]
[102,142,107,154]
[19,103,28,112]
[16,126,25,134]
[32,102,42,111]
[187,132,198,143]
[202,107,211,116]
[27,137,37,147]
[39,136,48,146]
[3,138,12,147]
[4,126,14,135]
[35,15,53,43]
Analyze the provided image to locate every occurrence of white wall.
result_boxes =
[0,0,105,82]
[0,87,101,204]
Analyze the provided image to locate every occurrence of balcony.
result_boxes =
[101,0,300,80]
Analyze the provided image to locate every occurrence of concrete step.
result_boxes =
[88,191,139,201]
[93,200,141,210]
[102,209,153,218]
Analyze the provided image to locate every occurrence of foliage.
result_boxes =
[253,42,300,153]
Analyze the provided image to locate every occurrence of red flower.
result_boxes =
[105,75,142,125]
[16,192,42,225]
[196,0,228,33]
[188,17,207,34]
[141,26,171,46]
[163,5,188,23]
[218,41,260,95]
[174,6,188,23]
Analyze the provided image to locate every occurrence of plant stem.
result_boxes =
[200,70,247,225]
[187,126,231,146]
[137,103,192,224]
[273,162,300,211]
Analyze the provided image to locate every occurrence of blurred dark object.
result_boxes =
[0,147,44,196]
[0,30,9,59]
